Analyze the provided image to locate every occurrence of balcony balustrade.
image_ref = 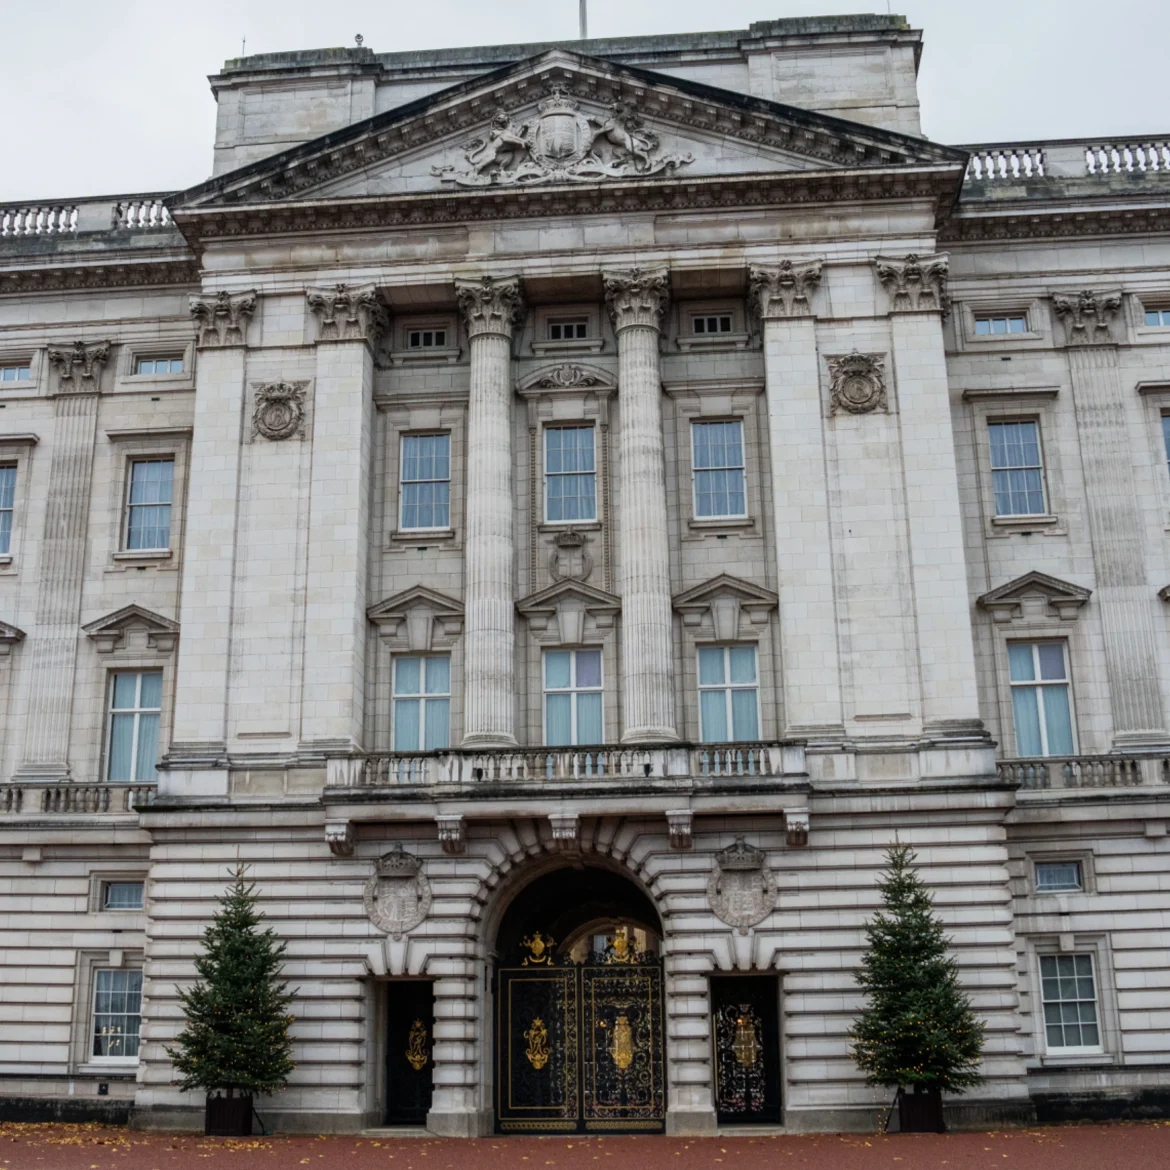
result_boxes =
[0,782,156,815]
[998,753,1170,790]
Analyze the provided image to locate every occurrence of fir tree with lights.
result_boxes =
[167,864,296,1102]
[849,843,984,1126]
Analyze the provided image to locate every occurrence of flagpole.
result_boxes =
[579,0,588,39]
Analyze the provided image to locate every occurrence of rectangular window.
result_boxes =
[0,464,14,555]
[1009,642,1074,757]
[135,356,184,375]
[692,314,732,335]
[407,328,447,349]
[697,646,760,742]
[103,881,145,910]
[1144,308,1170,327]
[548,318,588,341]
[692,421,746,519]
[1040,953,1101,1051]
[1162,415,1170,477]
[0,364,31,382]
[545,426,596,523]
[107,672,162,782]
[1035,861,1083,893]
[392,656,451,751]
[544,649,603,746]
[975,314,1029,336]
[92,968,143,1059]
[125,459,174,550]
[399,434,450,531]
[988,420,1046,516]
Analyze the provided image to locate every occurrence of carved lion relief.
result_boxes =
[827,351,887,416]
[707,838,776,934]
[252,381,308,441]
[363,847,432,940]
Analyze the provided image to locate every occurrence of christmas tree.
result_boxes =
[849,843,985,1097]
[167,864,296,1099]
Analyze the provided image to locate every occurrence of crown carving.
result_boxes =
[716,837,766,872]
[538,86,579,115]
[376,847,422,877]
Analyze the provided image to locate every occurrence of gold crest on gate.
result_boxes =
[405,1018,429,1071]
[524,1017,551,1069]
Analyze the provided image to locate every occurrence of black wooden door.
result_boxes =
[385,981,434,1125]
[711,975,782,1123]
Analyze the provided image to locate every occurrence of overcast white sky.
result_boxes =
[1,0,1164,202]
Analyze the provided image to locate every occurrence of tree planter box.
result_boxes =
[205,1093,253,1136]
[899,1087,945,1133]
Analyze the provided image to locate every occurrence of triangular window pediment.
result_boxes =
[977,571,1091,623]
[517,579,620,646]
[368,585,464,651]
[0,619,26,656]
[673,574,778,641]
[82,604,179,653]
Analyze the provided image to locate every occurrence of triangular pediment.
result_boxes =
[172,48,965,221]
[367,585,464,622]
[0,619,26,653]
[673,573,779,611]
[517,579,621,615]
[673,574,778,641]
[82,604,179,653]
[977,571,1091,623]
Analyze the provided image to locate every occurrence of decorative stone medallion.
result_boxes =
[252,381,308,441]
[707,838,776,935]
[549,529,594,582]
[827,351,887,416]
[363,847,432,940]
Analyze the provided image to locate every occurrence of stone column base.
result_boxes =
[426,1108,493,1137]
[666,1107,718,1136]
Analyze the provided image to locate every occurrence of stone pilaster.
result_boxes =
[165,292,256,794]
[876,254,983,737]
[456,276,523,748]
[604,267,678,744]
[13,341,109,779]
[300,285,387,752]
[1054,290,1166,745]
[750,261,844,737]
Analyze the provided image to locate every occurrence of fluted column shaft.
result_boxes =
[457,276,523,748]
[605,268,678,743]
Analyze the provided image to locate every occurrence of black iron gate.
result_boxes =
[710,975,782,1124]
[496,939,665,1133]
[385,980,434,1125]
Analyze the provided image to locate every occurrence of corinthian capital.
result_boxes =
[307,283,388,345]
[603,267,670,332]
[749,259,823,320]
[47,340,110,392]
[190,290,257,348]
[874,253,950,316]
[1052,289,1122,345]
[455,275,524,341]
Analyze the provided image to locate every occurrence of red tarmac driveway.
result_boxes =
[2,1122,1169,1170]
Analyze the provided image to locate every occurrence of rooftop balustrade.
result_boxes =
[963,136,1170,185]
[0,194,175,238]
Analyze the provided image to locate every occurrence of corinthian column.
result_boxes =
[456,276,524,748]
[604,268,678,743]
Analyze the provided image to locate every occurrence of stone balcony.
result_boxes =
[998,753,1170,792]
[0,781,156,817]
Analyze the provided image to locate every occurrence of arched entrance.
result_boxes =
[493,865,666,1134]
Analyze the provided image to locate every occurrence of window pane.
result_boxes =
[1037,643,1066,681]
[93,969,142,1058]
[129,460,173,505]
[0,466,15,509]
[728,647,757,685]
[1036,861,1082,892]
[576,692,603,745]
[975,318,991,335]
[104,882,144,910]
[575,650,602,689]
[423,698,450,750]
[545,693,572,746]
[1011,687,1043,756]
[1008,644,1036,682]
[730,689,759,741]
[1147,310,1162,326]
[1040,685,1074,755]
[425,656,450,695]
[134,713,160,781]
[393,699,421,751]
[700,690,728,742]
[112,673,139,709]
[394,657,421,696]
[108,714,135,780]
[697,647,725,686]
[138,671,163,710]
[545,651,571,690]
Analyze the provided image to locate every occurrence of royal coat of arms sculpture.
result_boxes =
[364,847,432,940]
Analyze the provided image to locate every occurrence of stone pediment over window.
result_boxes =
[0,620,26,657]
[976,571,1091,623]
[517,579,620,646]
[82,605,179,654]
[517,363,617,396]
[368,585,464,652]
[672,574,779,641]
[170,48,966,236]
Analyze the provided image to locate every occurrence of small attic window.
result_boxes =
[692,313,733,335]
[408,328,447,349]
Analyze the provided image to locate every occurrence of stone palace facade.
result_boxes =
[2,12,1170,1135]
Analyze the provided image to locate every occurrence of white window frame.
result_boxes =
[988,419,1048,518]
[1037,951,1104,1056]
[398,432,451,533]
[391,654,452,752]
[543,425,597,525]
[696,645,761,743]
[392,316,460,364]
[134,355,184,376]
[90,966,144,1063]
[0,362,32,383]
[1034,860,1084,894]
[975,313,1030,336]
[123,458,174,551]
[105,670,163,783]
[101,880,146,910]
[690,419,747,521]
[0,463,15,556]
[547,316,589,341]
[542,648,605,746]
[1143,306,1170,328]
[1007,640,1076,758]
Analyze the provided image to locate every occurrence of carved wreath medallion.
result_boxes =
[827,351,886,416]
[363,847,432,940]
[707,838,776,935]
[252,381,308,441]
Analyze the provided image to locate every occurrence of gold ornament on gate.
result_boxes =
[521,931,555,966]
[733,1012,759,1068]
[607,926,636,964]
[524,1017,551,1069]
[405,1018,429,1071]
[609,1014,634,1070]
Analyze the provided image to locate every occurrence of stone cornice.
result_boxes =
[0,256,198,296]
[942,202,1170,244]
